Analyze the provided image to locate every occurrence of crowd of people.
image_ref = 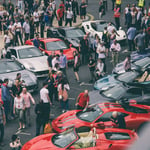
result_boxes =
[0,0,149,148]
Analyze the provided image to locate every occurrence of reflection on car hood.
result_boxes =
[19,56,48,71]
[0,70,37,86]
[67,37,83,47]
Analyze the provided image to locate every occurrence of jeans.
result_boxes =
[16,109,25,123]
[60,99,69,111]
[24,107,31,125]
[24,33,29,43]
[58,18,63,26]
[65,18,72,27]
[0,123,4,143]
[3,100,10,121]
[128,39,135,51]
[15,31,23,45]
[36,120,44,136]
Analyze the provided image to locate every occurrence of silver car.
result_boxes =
[8,45,49,77]
[0,59,38,92]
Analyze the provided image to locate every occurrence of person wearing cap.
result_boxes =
[33,34,40,48]
[0,100,6,147]
[110,111,126,129]
[110,40,121,67]
[75,90,89,111]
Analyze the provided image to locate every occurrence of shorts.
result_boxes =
[34,21,39,27]
[73,66,79,72]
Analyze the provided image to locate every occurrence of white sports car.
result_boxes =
[82,20,126,42]
[8,45,49,77]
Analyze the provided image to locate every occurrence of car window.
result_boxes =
[0,61,22,74]
[46,40,68,51]
[91,23,96,30]
[86,25,90,29]
[18,47,43,59]
[58,29,65,36]
[105,132,131,140]
[123,105,148,113]
[52,128,77,148]
[40,41,45,49]
[76,105,103,122]
[127,88,142,96]
[65,29,85,38]
[10,49,17,58]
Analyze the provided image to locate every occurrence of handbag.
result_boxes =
[44,123,53,134]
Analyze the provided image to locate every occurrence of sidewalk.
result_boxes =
[0,13,94,50]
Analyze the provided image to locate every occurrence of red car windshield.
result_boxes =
[46,41,68,51]
[52,128,78,148]
[76,105,103,122]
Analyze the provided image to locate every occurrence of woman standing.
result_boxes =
[13,92,25,130]
[58,79,70,113]
[73,51,80,83]
[20,87,35,127]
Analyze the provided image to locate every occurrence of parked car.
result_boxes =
[94,70,150,91]
[112,57,150,74]
[82,20,126,42]
[90,83,150,105]
[131,48,150,62]
[0,59,38,92]
[22,127,137,150]
[25,38,77,62]
[47,27,86,50]
[52,102,150,133]
[8,45,49,77]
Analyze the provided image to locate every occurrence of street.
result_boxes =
[1,0,149,149]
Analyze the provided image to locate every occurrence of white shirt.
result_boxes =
[110,43,121,52]
[14,96,24,109]
[52,0,56,10]
[52,57,60,69]
[97,44,106,58]
[40,87,49,103]
[66,10,73,19]
[23,21,30,33]
[33,11,39,22]
[4,34,11,44]
[13,22,22,32]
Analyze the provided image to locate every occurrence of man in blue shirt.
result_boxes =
[127,24,136,51]
[33,34,40,48]
[59,50,68,77]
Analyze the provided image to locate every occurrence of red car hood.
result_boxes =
[22,133,58,150]
[52,110,89,133]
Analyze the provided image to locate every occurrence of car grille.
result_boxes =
[35,70,49,77]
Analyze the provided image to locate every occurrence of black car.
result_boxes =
[89,84,150,106]
[47,27,85,50]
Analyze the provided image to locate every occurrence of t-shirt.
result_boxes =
[14,96,25,109]
[13,22,22,32]
[33,11,39,22]
[4,34,11,44]
[57,8,63,18]
[23,22,30,33]
[40,87,49,103]
[78,93,89,108]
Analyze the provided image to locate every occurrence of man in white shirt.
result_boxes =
[65,7,73,27]
[33,9,40,33]
[52,54,60,70]
[40,82,52,124]
[13,19,23,45]
[23,18,30,43]
[110,40,121,67]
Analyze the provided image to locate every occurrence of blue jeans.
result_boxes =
[60,100,69,111]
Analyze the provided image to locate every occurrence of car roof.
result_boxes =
[8,45,35,50]
[39,38,62,42]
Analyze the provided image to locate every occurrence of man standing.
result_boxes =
[75,90,89,111]
[127,24,136,51]
[1,79,11,122]
[110,40,121,67]
[40,82,52,126]
[59,50,68,77]
[0,101,6,146]
[65,7,73,27]
[79,34,89,64]
[88,55,96,83]
[57,6,63,26]
[23,18,30,43]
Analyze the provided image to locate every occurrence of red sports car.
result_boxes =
[22,127,137,150]
[25,38,78,61]
[52,102,150,133]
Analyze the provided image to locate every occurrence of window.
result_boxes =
[96,112,112,122]
[105,132,131,140]
[86,25,89,29]
[10,49,17,58]
[58,29,65,36]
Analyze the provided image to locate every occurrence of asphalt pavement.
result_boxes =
[0,0,145,149]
